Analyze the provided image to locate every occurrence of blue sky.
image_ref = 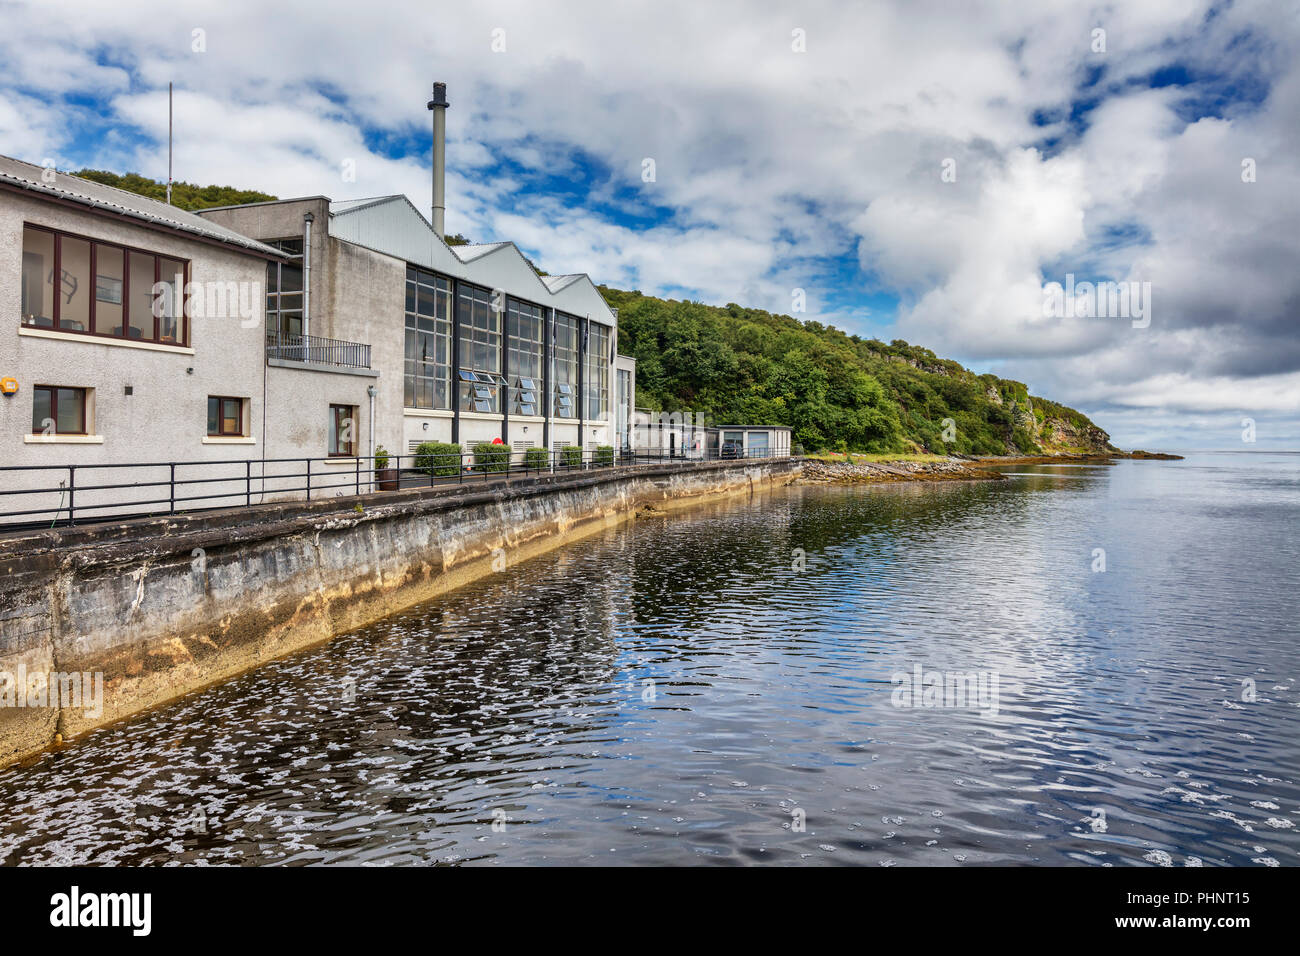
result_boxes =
[2,0,1297,449]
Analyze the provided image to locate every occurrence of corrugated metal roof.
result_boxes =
[328,195,618,323]
[328,196,400,215]
[452,241,511,262]
[542,274,584,292]
[0,154,284,257]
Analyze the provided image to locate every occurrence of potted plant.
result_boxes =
[374,444,399,491]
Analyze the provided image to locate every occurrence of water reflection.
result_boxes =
[1,455,1297,866]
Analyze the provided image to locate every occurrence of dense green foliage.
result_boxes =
[523,447,550,469]
[559,445,583,468]
[592,445,615,467]
[604,288,1108,455]
[414,441,460,477]
[73,169,277,211]
[473,442,511,472]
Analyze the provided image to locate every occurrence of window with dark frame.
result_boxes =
[456,284,504,413]
[266,238,304,339]
[507,298,544,416]
[20,224,188,346]
[207,396,245,437]
[32,385,87,435]
[553,313,579,419]
[585,322,611,420]
[404,266,452,409]
[328,404,356,457]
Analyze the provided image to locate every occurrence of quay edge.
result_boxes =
[0,458,800,769]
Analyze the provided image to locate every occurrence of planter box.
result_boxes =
[375,468,399,492]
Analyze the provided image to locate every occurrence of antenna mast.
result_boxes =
[166,82,173,205]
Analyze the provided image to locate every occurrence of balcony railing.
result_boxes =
[266,330,371,369]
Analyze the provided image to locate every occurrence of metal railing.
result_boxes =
[265,330,372,369]
[0,446,790,531]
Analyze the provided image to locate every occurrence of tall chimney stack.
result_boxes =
[427,82,449,238]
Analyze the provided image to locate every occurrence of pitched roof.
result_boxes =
[328,195,402,216]
[452,241,511,262]
[327,194,617,323]
[542,274,585,293]
[0,154,284,257]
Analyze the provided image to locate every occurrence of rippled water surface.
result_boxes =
[2,452,1298,866]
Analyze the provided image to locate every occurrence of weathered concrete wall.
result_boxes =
[0,458,800,767]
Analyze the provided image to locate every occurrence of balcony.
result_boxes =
[265,330,371,369]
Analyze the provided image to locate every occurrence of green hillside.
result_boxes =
[73,169,276,211]
[606,288,1114,456]
[82,169,1114,456]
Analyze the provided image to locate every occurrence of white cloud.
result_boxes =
[0,0,1296,447]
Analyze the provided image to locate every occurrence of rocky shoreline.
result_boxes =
[796,449,1184,485]
[797,458,1006,484]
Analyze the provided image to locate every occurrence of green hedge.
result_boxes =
[559,445,583,468]
[523,447,549,470]
[592,445,615,467]
[414,441,461,477]
[473,442,511,472]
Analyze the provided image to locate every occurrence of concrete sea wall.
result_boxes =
[0,458,801,768]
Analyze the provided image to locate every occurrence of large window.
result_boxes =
[457,284,504,413]
[404,267,452,409]
[506,298,544,416]
[266,238,303,337]
[328,404,356,457]
[585,321,611,420]
[32,386,87,435]
[21,225,187,345]
[207,396,246,437]
[553,313,579,419]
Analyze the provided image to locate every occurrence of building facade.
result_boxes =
[0,153,636,525]
[0,155,384,523]
[631,410,792,460]
[198,193,626,465]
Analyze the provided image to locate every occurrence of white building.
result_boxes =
[0,153,384,523]
[0,82,636,526]
[198,191,626,463]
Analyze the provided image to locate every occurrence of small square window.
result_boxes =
[207,396,245,437]
[32,385,87,435]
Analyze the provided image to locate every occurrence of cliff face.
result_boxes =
[1034,413,1115,455]
[868,344,1116,456]
[981,385,1113,454]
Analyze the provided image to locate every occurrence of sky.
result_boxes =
[2,0,1297,450]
